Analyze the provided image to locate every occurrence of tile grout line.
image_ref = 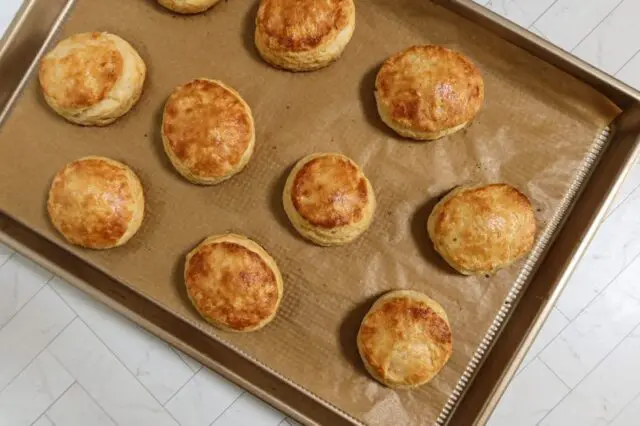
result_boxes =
[44,414,55,426]
[207,391,246,426]
[515,322,567,376]
[538,322,640,425]
[279,418,295,426]
[489,0,529,24]
[77,316,183,424]
[0,310,76,394]
[73,380,120,426]
[598,168,640,222]
[30,413,46,426]
[613,48,640,76]
[26,379,75,426]
[608,388,640,425]
[553,306,571,323]
[162,364,203,407]
[50,279,200,395]
[570,0,626,53]
[528,0,559,29]
[0,277,52,333]
[605,178,640,219]
[538,357,572,390]
[558,249,640,323]
[513,354,539,379]
[528,25,548,40]
[605,192,636,220]
[31,412,58,426]
[535,384,571,425]
[171,346,200,374]
[31,410,52,426]
[44,321,120,425]
[0,250,16,269]
[48,283,183,423]
[523,252,640,379]
[519,250,640,410]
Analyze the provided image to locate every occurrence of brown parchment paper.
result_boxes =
[0,0,620,424]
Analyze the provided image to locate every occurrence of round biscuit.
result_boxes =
[39,32,146,126]
[427,183,537,275]
[157,0,221,14]
[161,79,255,185]
[255,0,356,71]
[47,156,145,249]
[184,234,284,332]
[357,290,453,389]
[375,45,484,140]
[283,153,376,246]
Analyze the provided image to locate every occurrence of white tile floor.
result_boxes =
[1,0,640,425]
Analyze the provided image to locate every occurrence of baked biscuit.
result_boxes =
[375,45,484,140]
[39,32,146,126]
[357,290,453,389]
[162,79,255,185]
[185,234,283,332]
[157,0,221,14]
[428,184,536,275]
[255,0,356,71]
[47,156,145,249]
[283,153,375,246]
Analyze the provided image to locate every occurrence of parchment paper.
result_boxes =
[0,0,620,424]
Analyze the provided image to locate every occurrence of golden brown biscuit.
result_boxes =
[39,32,146,126]
[427,184,536,275]
[375,45,484,140]
[283,153,376,246]
[185,234,283,332]
[157,0,220,14]
[357,290,453,389]
[47,156,145,249]
[162,79,255,185]
[255,0,356,71]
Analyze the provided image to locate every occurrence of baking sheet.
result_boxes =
[0,0,620,424]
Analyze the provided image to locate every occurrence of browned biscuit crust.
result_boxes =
[157,0,221,14]
[257,0,352,52]
[375,45,484,140]
[40,32,123,110]
[162,79,255,184]
[47,156,145,249]
[185,234,283,332]
[292,154,369,228]
[427,184,536,275]
[283,153,376,246]
[255,0,356,71]
[357,290,453,388]
[39,32,146,126]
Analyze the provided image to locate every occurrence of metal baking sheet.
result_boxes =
[1,0,639,424]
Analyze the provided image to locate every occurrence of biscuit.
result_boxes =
[157,0,221,14]
[427,184,536,275]
[375,45,484,140]
[283,153,376,246]
[39,32,146,126]
[255,0,356,71]
[357,290,453,389]
[162,79,255,185]
[47,156,145,249]
[184,234,283,332]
